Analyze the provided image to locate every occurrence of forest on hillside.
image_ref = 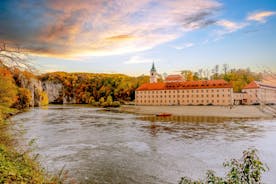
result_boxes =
[39,72,149,105]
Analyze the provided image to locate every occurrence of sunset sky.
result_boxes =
[1,0,276,75]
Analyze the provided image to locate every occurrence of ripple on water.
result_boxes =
[10,105,276,184]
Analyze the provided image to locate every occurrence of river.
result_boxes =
[10,105,276,183]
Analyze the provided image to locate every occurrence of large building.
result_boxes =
[241,81,276,105]
[135,63,233,106]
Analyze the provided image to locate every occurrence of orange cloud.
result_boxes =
[247,11,276,23]
[106,35,135,41]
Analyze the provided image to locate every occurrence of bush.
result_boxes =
[111,101,120,107]
[40,91,49,106]
[12,88,32,109]
[179,148,267,184]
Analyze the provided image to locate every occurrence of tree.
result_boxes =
[12,88,32,109]
[179,149,267,184]
[106,95,113,106]
[181,70,194,81]
[0,41,34,71]
[223,64,229,75]
[0,67,17,107]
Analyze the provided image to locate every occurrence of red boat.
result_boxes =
[156,113,172,117]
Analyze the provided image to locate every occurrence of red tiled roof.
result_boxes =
[136,82,166,91]
[243,81,259,89]
[165,74,184,82]
[136,79,232,91]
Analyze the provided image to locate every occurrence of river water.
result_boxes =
[11,105,276,183]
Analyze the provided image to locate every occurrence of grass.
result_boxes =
[0,105,61,184]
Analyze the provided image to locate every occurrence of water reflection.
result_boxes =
[139,115,259,123]
[139,116,268,141]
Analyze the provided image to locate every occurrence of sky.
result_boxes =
[0,0,276,76]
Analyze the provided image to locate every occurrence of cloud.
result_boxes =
[216,20,247,33]
[247,11,276,23]
[172,42,194,50]
[0,0,220,58]
[215,19,249,36]
[124,56,155,64]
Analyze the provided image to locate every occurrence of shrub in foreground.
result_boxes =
[179,149,267,184]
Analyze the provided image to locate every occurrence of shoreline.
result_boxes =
[119,105,275,118]
[0,106,60,183]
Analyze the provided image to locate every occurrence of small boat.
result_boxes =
[156,113,172,117]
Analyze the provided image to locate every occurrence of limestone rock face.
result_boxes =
[42,81,63,104]
[14,73,43,107]
[14,73,77,105]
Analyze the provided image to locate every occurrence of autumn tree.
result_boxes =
[0,67,17,107]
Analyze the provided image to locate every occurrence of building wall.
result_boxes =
[259,86,276,104]
[135,88,233,106]
[242,86,276,105]
[242,88,259,104]
[233,92,246,105]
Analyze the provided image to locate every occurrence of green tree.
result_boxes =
[179,149,267,184]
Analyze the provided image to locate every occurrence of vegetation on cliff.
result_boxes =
[39,72,149,104]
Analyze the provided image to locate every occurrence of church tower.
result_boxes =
[150,62,157,83]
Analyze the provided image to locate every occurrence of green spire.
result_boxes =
[150,62,156,72]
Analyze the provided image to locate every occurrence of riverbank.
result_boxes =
[0,105,59,183]
[119,105,275,118]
